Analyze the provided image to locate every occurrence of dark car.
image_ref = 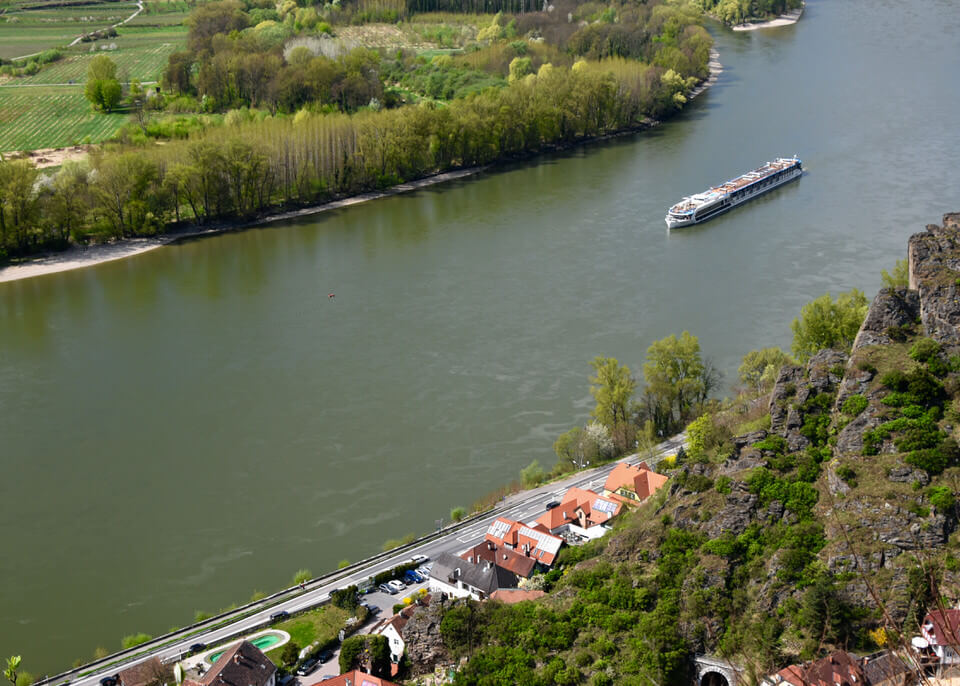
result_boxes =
[270,610,290,622]
[317,649,334,664]
[403,570,422,584]
[189,643,206,654]
[360,602,381,616]
[545,500,560,510]
[277,675,296,686]
[99,676,118,686]
[296,659,318,677]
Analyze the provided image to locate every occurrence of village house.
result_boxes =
[428,551,519,600]
[533,487,622,539]
[602,461,669,505]
[861,653,915,686]
[116,658,170,686]
[182,641,276,686]
[319,671,400,686]
[921,609,960,667]
[483,517,564,567]
[763,651,864,686]
[459,540,537,578]
[370,598,430,664]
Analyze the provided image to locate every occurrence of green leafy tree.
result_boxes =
[738,347,793,392]
[520,460,545,488]
[508,56,532,82]
[292,569,311,585]
[85,56,122,112]
[5,656,21,686]
[280,642,300,667]
[790,290,869,361]
[450,506,467,522]
[589,356,636,453]
[368,635,390,677]
[881,258,909,289]
[338,636,364,673]
[642,332,718,436]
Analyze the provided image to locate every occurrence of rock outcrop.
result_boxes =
[401,595,453,676]
[908,212,960,346]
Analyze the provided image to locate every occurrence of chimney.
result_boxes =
[233,654,242,666]
[467,556,473,563]
[454,568,460,578]
[487,541,494,550]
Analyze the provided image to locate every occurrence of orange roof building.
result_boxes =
[533,487,622,534]
[602,461,669,505]
[319,671,400,686]
[484,517,563,566]
[490,589,546,604]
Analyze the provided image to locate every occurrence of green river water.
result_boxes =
[2,0,960,672]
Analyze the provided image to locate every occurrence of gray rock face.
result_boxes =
[401,595,452,676]
[908,213,960,346]
[832,499,954,552]
[834,404,884,455]
[769,349,847,452]
[887,465,930,485]
[850,288,921,351]
[703,482,757,538]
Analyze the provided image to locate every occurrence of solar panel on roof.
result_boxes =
[592,499,618,515]
[487,520,511,538]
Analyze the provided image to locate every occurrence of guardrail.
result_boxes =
[34,506,497,686]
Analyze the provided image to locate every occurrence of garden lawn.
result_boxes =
[264,605,350,661]
[0,86,126,151]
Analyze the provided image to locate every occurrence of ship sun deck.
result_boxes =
[668,158,798,215]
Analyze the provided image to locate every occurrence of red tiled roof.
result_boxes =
[775,651,864,686]
[318,671,400,686]
[460,542,537,578]
[484,517,563,566]
[187,641,275,686]
[534,499,579,530]
[490,589,546,604]
[923,609,960,646]
[604,462,668,503]
[118,658,166,686]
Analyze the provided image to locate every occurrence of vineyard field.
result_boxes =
[13,40,182,84]
[0,87,126,151]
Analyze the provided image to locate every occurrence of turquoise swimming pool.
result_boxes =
[207,633,284,663]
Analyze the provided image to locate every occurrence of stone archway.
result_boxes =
[701,671,730,686]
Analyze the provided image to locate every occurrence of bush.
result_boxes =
[451,506,467,522]
[715,475,732,494]
[121,632,152,649]
[281,641,300,666]
[909,338,941,363]
[835,464,857,486]
[339,636,364,673]
[928,486,956,511]
[841,394,868,416]
[521,460,546,488]
[331,585,359,610]
[292,569,312,585]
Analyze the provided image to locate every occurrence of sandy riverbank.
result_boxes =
[732,3,803,31]
[0,50,725,286]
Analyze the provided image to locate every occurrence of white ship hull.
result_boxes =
[665,158,802,229]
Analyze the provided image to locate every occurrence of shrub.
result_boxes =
[715,475,732,494]
[281,641,300,666]
[928,486,956,511]
[835,464,857,486]
[521,460,546,488]
[909,338,941,363]
[451,506,467,522]
[292,569,312,585]
[121,633,152,649]
[841,394,868,416]
[331,585,359,610]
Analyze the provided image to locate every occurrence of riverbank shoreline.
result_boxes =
[732,2,803,31]
[0,51,723,286]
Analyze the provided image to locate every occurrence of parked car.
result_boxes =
[99,676,118,686]
[403,570,422,584]
[189,643,206,654]
[417,565,432,579]
[359,602,381,616]
[545,500,560,510]
[317,649,334,664]
[296,659,318,677]
[270,610,289,622]
[378,583,397,594]
[277,675,296,686]
[387,579,406,593]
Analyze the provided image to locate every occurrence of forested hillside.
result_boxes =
[696,0,800,25]
[400,214,960,686]
[0,0,711,263]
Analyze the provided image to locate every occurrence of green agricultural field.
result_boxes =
[14,40,182,84]
[0,86,126,151]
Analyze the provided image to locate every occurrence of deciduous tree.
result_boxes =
[790,289,869,361]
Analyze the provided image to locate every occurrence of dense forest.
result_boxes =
[0,0,711,263]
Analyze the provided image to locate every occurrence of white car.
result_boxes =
[410,554,429,564]
[386,579,406,593]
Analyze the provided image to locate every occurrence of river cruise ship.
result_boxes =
[665,157,802,229]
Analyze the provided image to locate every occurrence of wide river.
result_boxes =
[2,0,960,672]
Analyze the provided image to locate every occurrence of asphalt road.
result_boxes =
[61,434,684,686]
